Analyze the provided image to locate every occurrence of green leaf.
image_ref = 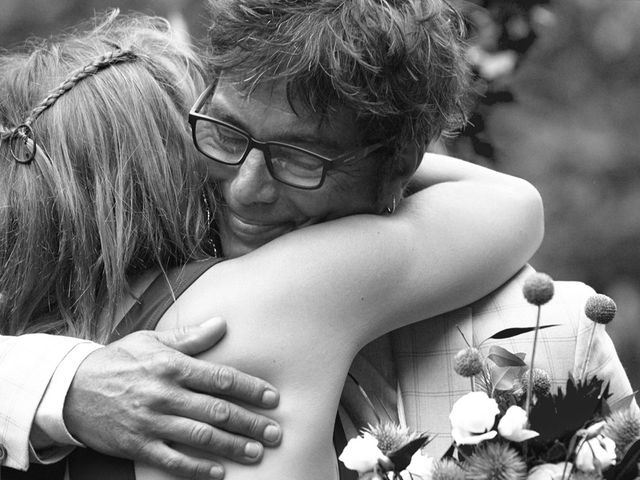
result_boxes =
[609,391,638,412]
[487,345,527,367]
[387,434,432,472]
[485,324,560,341]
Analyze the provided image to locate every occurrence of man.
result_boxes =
[0,1,632,479]
[195,0,635,459]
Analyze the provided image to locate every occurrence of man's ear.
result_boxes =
[392,140,424,192]
[377,140,424,213]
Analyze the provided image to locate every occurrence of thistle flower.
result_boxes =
[584,295,617,325]
[454,347,484,378]
[364,423,419,454]
[465,442,527,480]
[604,407,640,455]
[431,459,466,480]
[520,368,551,397]
[522,273,554,306]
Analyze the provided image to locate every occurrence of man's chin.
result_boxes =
[223,241,258,259]
[220,230,272,259]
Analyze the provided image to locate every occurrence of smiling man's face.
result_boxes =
[203,78,384,258]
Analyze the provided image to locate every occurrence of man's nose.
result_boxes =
[229,148,278,205]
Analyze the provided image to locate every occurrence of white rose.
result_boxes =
[400,450,435,480]
[497,406,539,442]
[527,462,571,480]
[574,435,617,472]
[580,420,606,439]
[339,432,385,473]
[450,391,500,445]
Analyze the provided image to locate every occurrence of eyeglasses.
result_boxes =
[188,84,389,190]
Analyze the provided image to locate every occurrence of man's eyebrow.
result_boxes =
[275,133,344,154]
[207,103,346,153]
[206,104,250,130]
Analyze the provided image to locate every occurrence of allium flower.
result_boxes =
[450,392,499,445]
[527,462,571,480]
[339,432,386,474]
[400,450,435,480]
[364,423,419,454]
[497,406,539,442]
[465,442,527,480]
[520,368,551,397]
[522,273,554,306]
[604,407,640,455]
[574,435,617,472]
[584,294,617,325]
[454,347,484,378]
[431,459,466,480]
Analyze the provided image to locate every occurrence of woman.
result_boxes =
[0,13,542,480]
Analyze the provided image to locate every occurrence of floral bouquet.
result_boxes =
[339,273,640,480]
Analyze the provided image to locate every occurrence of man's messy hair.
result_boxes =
[207,0,472,160]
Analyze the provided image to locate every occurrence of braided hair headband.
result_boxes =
[0,48,137,164]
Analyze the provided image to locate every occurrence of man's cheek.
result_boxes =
[206,162,236,181]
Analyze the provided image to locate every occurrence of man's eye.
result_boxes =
[272,153,323,178]
[205,125,246,153]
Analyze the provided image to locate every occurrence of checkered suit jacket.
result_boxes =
[344,265,636,457]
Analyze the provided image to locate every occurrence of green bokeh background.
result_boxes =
[2,0,639,387]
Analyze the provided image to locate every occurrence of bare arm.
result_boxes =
[151,155,542,480]
[249,154,543,343]
[167,154,543,348]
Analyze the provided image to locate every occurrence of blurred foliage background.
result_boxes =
[1,0,639,386]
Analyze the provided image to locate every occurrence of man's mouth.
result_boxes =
[223,209,296,245]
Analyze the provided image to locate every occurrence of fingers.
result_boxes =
[140,441,226,480]
[169,390,282,447]
[159,416,267,465]
[180,359,280,410]
[156,318,228,355]
[64,330,282,476]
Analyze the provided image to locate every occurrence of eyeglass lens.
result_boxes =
[195,119,325,188]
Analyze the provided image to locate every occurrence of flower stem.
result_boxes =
[525,305,542,421]
[580,323,597,383]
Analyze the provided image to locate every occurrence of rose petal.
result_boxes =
[452,428,498,445]
[339,433,385,473]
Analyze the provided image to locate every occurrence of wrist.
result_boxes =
[36,342,104,447]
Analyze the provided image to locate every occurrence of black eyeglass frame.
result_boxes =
[188,84,390,190]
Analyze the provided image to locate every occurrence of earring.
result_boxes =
[385,195,396,215]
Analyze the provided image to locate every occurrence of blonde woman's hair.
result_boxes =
[0,12,216,341]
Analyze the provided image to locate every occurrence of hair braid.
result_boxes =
[26,49,137,126]
[0,124,12,139]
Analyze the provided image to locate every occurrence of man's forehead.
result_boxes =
[217,79,301,119]
[212,77,362,148]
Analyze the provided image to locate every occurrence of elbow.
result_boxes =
[512,177,545,259]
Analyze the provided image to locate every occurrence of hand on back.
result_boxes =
[64,318,282,479]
